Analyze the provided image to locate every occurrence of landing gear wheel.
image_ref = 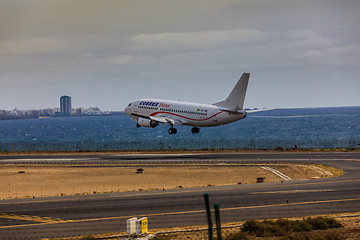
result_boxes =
[136,123,141,128]
[168,128,177,134]
[191,127,200,134]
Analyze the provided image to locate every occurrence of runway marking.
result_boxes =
[1,178,360,207]
[0,188,338,214]
[221,197,360,212]
[1,197,360,229]
[250,189,335,195]
[261,166,293,180]
[344,159,360,162]
[0,213,66,223]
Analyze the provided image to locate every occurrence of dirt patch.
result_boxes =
[0,164,341,199]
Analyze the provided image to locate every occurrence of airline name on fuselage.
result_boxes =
[139,101,170,108]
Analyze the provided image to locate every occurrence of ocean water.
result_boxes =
[0,107,359,151]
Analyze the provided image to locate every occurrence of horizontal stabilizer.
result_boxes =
[220,108,247,114]
[246,108,276,113]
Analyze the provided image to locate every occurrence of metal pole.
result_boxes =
[214,203,222,240]
[204,193,213,240]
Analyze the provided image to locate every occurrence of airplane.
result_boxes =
[124,73,251,134]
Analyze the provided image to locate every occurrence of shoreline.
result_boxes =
[0,148,359,155]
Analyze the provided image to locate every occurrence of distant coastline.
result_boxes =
[0,111,125,120]
[1,106,359,121]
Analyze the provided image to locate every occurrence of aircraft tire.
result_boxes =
[169,128,177,134]
[192,127,200,134]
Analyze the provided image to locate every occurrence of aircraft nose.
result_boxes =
[124,103,133,115]
[124,106,130,115]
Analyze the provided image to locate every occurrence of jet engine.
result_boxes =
[137,118,159,128]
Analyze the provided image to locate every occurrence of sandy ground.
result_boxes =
[0,164,339,199]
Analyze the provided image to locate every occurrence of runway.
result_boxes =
[0,152,359,239]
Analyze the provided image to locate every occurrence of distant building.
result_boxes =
[41,108,58,117]
[75,107,85,115]
[56,95,71,117]
[85,107,102,115]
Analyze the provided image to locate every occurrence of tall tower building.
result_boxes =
[60,95,71,116]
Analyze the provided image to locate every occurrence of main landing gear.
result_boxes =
[191,127,200,134]
[168,127,177,134]
[168,126,199,135]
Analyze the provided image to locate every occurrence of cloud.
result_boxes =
[0,38,79,55]
[288,30,319,40]
[304,50,323,58]
[110,27,344,75]
[0,1,359,109]
[97,55,135,66]
[328,44,360,55]
[130,28,272,52]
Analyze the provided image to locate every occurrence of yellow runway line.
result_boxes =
[0,213,66,223]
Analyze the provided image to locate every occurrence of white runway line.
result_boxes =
[302,165,333,176]
[261,166,293,181]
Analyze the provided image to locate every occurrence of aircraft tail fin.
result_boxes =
[213,73,250,110]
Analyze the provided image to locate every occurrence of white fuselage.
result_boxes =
[124,99,246,127]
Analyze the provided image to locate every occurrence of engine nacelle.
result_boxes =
[137,118,158,128]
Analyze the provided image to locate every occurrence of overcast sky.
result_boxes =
[1,0,359,110]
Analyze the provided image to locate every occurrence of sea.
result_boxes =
[0,107,359,151]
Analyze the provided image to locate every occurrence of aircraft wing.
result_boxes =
[150,116,186,126]
[131,113,184,126]
[150,116,175,125]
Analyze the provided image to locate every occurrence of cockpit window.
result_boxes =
[128,103,132,107]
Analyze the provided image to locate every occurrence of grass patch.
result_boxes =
[152,235,171,240]
[225,217,343,239]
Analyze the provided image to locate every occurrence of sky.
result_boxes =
[1,0,359,111]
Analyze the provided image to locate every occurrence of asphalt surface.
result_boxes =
[0,152,359,239]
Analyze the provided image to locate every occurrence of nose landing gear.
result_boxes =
[191,127,200,134]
